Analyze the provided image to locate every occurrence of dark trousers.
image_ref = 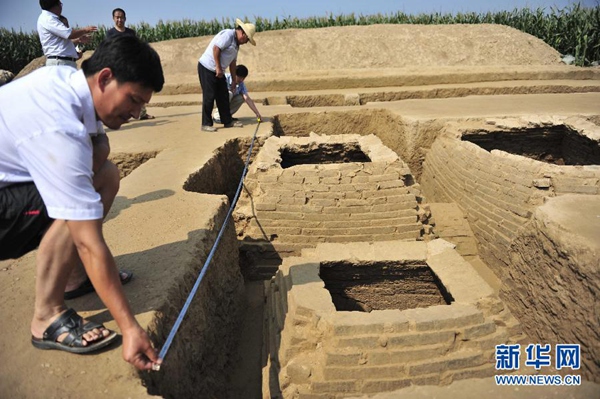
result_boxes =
[198,62,232,126]
[0,182,52,260]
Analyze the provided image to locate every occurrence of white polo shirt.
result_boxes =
[0,67,104,220]
[198,29,239,72]
[37,10,78,58]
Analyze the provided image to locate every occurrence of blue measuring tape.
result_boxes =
[153,119,262,370]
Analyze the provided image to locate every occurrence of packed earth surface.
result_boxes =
[1,24,600,399]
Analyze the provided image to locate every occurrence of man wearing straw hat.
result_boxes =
[198,18,256,132]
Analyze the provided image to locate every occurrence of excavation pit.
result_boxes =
[320,261,452,312]
[177,117,598,393]
[420,116,600,381]
[265,240,523,398]
[235,133,431,279]
[461,125,600,165]
[280,143,371,168]
[109,151,158,179]
[421,116,600,275]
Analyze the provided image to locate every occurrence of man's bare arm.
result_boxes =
[91,134,110,174]
[68,26,97,40]
[243,93,262,120]
[67,219,159,370]
[229,59,237,94]
[213,46,223,77]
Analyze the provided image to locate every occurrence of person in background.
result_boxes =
[57,15,83,59]
[104,7,155,120]
[37,0,97,68]
[105,7,136,39]
[213,64,262,124]
[0,35,164,370]
[198,18,256,132]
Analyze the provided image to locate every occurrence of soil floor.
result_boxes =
[2,24,600,398]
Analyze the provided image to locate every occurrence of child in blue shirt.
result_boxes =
[213,64,262,124]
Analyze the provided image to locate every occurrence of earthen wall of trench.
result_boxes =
[144,202,245,398]
[507,196,600,382]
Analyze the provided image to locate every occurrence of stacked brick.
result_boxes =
[264,240,523,399]
[236,134,430,278]
[420,116,600,282]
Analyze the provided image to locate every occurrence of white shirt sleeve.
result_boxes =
[16,128,103,220]
[40,14,72,40]
[213,29,234,50]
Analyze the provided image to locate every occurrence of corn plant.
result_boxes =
[0,28,43,74]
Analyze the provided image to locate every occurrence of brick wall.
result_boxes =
[420,117,600,283]
[237,134,431,278]
[264,241,523,398]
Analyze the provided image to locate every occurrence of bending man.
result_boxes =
[213,64,262,124]
[197,18,256,132]
[0,35,164,370]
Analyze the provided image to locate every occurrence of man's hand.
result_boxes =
[70,26,97,41]
[77,34,92,44]
[122,325,160,371]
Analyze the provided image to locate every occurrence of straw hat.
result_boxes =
[235,18,256,46]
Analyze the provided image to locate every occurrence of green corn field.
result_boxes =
[1,3,599,74]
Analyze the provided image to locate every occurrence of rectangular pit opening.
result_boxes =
[319,261,453,312]
[461,126,600,165]
[280,143,371,168]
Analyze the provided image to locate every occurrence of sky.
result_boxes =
[0,0,597,33]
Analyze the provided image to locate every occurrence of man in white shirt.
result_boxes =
[37,0,97,68]
[0,35,164,370]
[197,18,256,132]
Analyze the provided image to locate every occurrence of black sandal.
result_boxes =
[31,308,117,354]
[64,269,133,300]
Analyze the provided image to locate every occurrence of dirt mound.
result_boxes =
[152,24,562,83]
[15,56,46,79]
[16,24,563,90]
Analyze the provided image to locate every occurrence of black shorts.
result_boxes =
[0,182,53,260]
